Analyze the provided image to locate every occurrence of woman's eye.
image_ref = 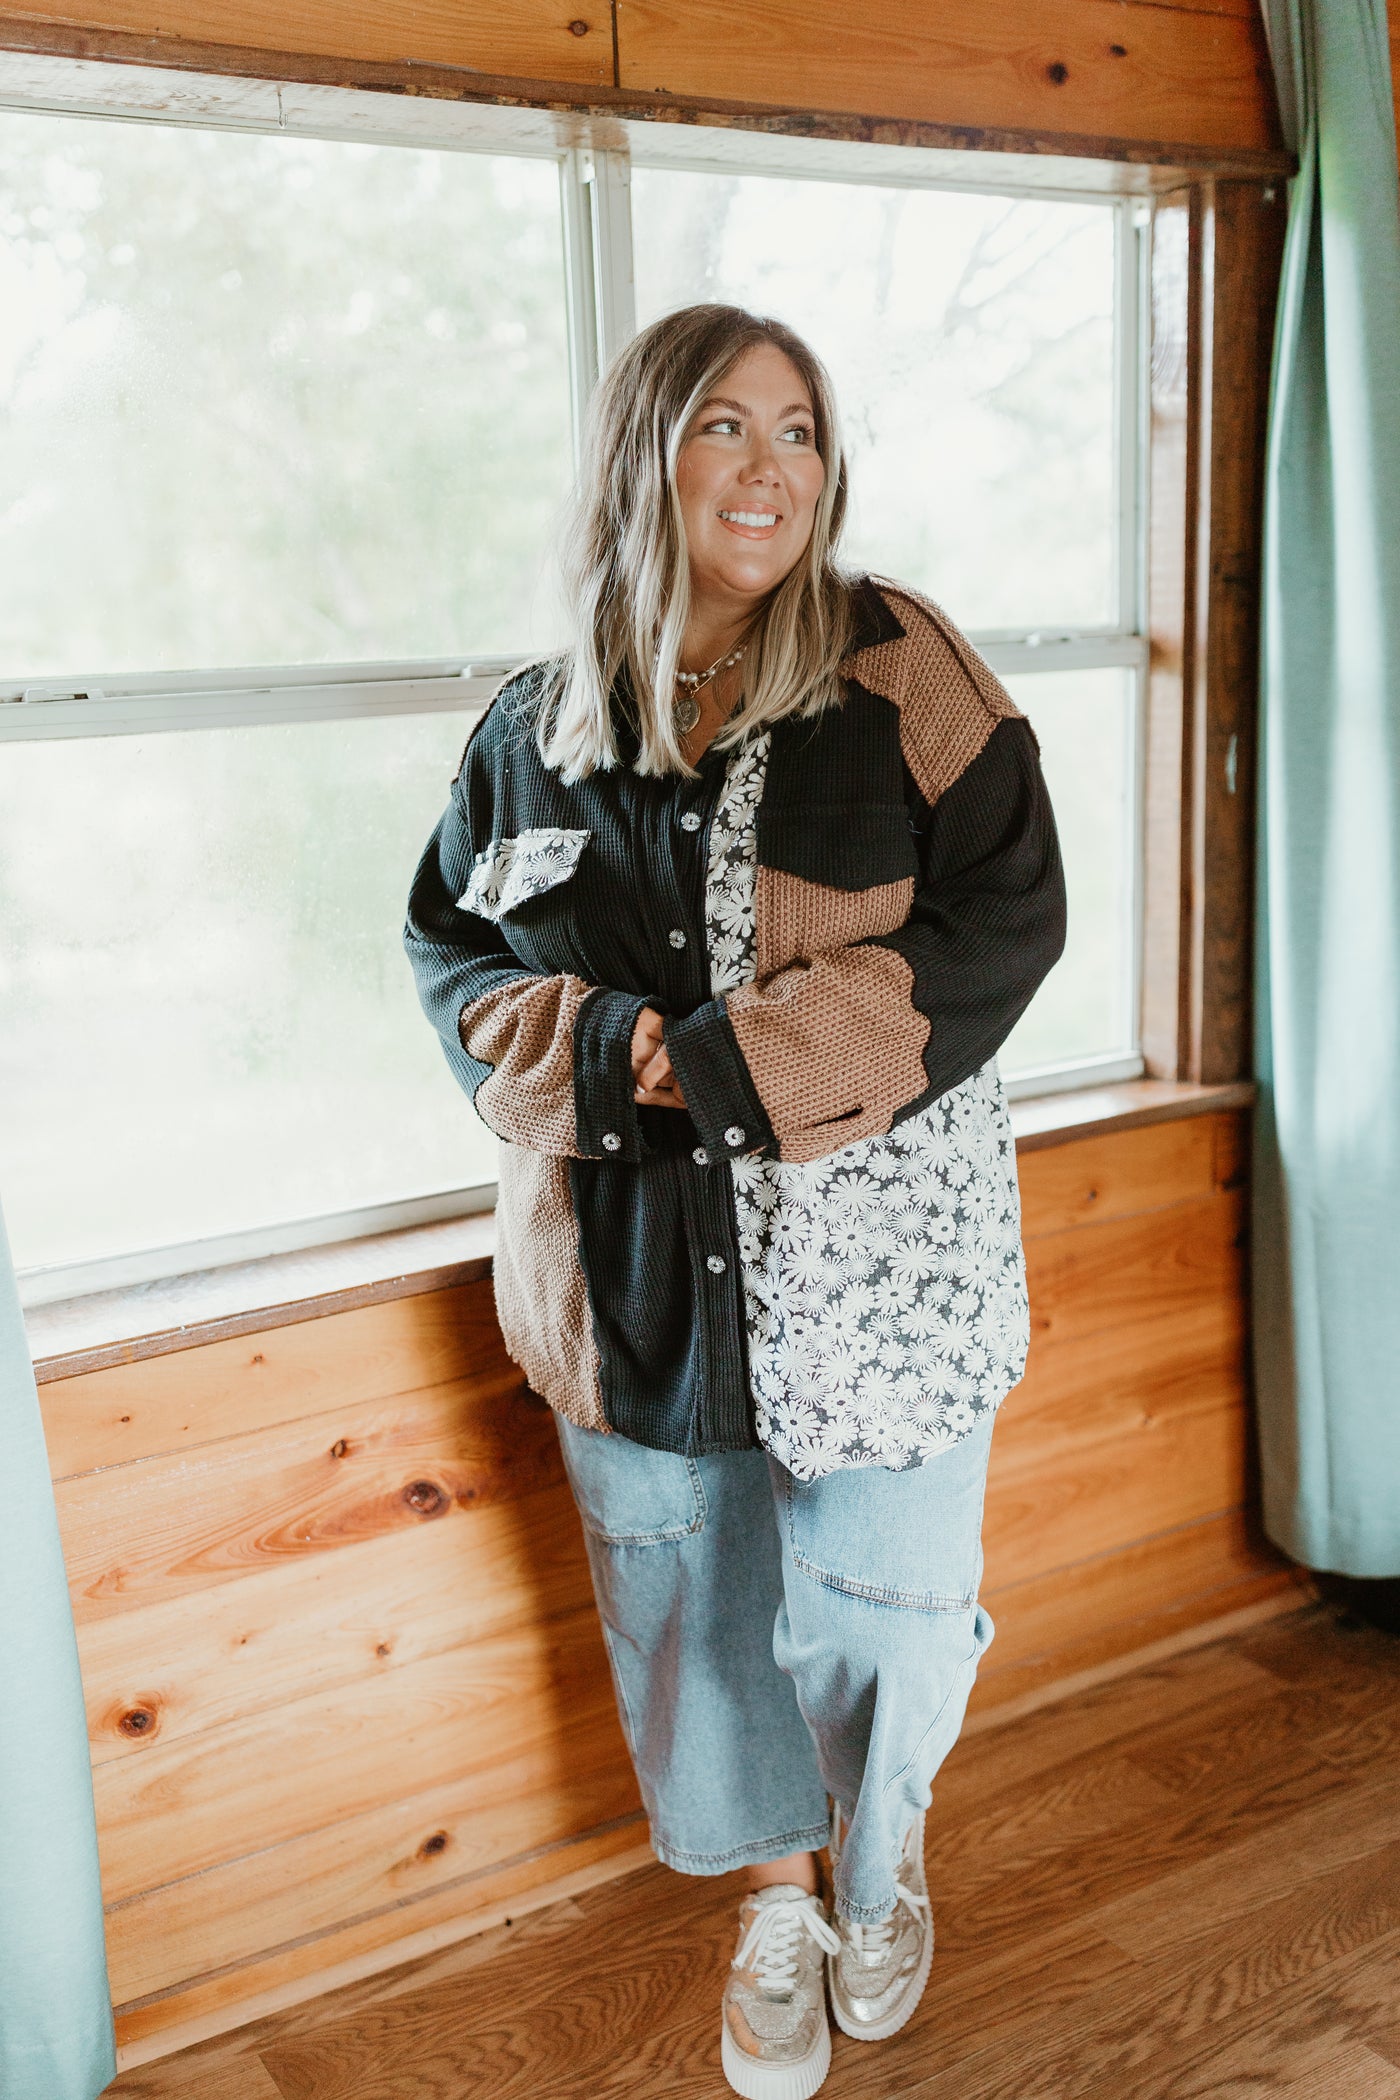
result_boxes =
[702,417,741,436]
[780,425,814,445]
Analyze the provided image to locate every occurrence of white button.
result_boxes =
[724,1125,745,1147]
[601,1131,622,1152]
[692,1146,710,1166]
[680,811,702,832]
[668,928,687,948]
[706,1255,727,1274]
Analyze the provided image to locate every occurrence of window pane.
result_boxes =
[998,667,1136,1076]
[0,114,571,676]
[0,716,492,1274]
[632,171,1116,633]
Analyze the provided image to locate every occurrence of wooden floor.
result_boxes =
[108,1605,1400,2100]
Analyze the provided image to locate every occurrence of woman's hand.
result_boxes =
[631,1005,688,1110]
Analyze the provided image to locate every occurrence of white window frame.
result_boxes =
[0,52,1149,1301]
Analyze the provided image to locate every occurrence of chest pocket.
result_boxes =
[753,803,918,975]
[458,828,591,921]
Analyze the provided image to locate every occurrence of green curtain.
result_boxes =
[0,1197,116,2097]
[1255,0,1400,1574]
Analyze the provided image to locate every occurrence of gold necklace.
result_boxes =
[674,642,747,734]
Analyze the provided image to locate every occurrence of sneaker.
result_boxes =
[827,1806,934,2042]
[720,1882,840,2099]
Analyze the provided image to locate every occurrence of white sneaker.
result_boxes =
[827,1806,934,2042]
[720,1882,840,2099]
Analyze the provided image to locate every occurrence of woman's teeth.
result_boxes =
[719,509,780,527]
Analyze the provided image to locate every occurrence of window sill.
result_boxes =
[27,1077,1253,1384]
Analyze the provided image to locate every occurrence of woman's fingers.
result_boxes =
[629,1005,665,1080]
[638,1045,674,1092]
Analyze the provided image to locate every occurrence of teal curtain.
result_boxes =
[0,1197,116,2096]
[1255,0,1400,1573]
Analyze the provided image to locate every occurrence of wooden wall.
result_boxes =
[1,0,1285,161]
[34,1105,1304,2061]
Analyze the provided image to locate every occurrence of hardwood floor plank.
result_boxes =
[1093,1770,1400,1958]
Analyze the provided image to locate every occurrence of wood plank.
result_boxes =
[55,1374,558,1623]
[983,1395,1249,1587]
[1022,1187,1246,1351]
[1017,1111,1222,1236]
[112,1825,653,2062]
[95,1604,618,1903]
[1187,179,1288,1082]
[973,1508,1300,1706]
[1094,1768,1400,1958]
[121,2059,284,2100]
[616,0,1280,153]
[998,1298,1246,1464]
[5,1,614,84]
[78,1483,594,1765]
[106,1700,640,2003]
[41,1279,509,1479]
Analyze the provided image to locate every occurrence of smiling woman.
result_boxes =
[404,301,1066,2098]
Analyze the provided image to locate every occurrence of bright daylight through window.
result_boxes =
[0,76,1146,1297]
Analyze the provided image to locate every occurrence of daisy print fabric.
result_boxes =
[459,827,590,921]
[704,738,1029,1480]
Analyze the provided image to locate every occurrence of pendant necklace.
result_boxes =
[674,642,747,735]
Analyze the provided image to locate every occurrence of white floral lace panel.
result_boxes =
[459,827,590,920]
[703,735,1029,1480]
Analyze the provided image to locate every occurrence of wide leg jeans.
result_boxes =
[555,1409,996,1923]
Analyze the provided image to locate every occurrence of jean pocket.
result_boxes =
[556,1417,706,1546]
[777,1413,994,1612]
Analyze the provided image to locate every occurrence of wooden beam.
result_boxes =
[615,0,1283,155]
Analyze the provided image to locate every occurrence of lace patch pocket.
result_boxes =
[458,827,590,920]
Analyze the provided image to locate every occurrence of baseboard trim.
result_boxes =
[962,1582,1318,1738]
[113,1837,656,2072]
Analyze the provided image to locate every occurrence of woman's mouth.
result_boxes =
[718,507,782,538]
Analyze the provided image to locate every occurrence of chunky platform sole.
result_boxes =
[829,1919,934,2043]
[720,2017,832,2099]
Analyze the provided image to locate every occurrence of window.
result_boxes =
[0,61,1147,1299]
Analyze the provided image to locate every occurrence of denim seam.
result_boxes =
[650,1820,833,1872]
[583,1455,708,1547]
[781,1480,975,1612]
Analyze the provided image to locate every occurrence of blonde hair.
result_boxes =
[538,304,856,780]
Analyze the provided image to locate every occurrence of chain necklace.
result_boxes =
[674,642,747,734]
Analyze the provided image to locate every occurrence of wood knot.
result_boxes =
[568,17,589,32]
[1109,43,1127,57]
[119,1415,131,1424]
[404,1479,447,1516]
[330,1439,349,1459]
[251,1353,266,1366]
[1046,60,1069,84]
[375,1640,392,1659]
[119,1706,158,1738]
[419,1831,450,1858]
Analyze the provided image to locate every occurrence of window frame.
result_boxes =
[0,51,1152,1301]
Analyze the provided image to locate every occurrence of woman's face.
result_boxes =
[675,342,827,616]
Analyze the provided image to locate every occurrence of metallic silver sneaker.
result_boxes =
[827,1806,934,2042]
[720,1883,840,2100]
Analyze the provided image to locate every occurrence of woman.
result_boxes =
[406,303,1065,2099]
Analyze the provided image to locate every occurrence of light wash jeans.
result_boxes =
[555,1408,996,1923]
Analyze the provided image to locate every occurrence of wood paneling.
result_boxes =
[1,0,614,84]
[56,1372,558,1622]
[44,1281,507,1480]
[79,1486,595,1764]
[615,0,1280,154]
[31,1104,1297,2061]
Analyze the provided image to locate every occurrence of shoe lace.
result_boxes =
[734,1896,840,1996]
[844,1880,930,1965]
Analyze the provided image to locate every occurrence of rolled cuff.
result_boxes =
[663,999,775,1162]
[574,986,651,1162]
